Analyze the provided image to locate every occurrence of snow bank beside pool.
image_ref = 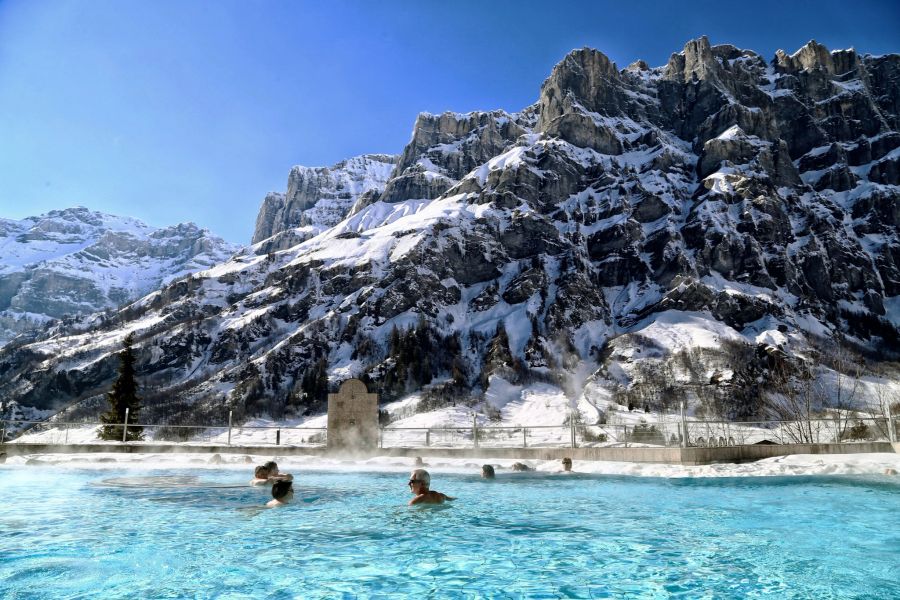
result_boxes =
[2,451,898,479]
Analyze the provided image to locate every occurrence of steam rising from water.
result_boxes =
[96,476,247,489]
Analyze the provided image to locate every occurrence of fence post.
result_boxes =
[570,418,576,449]
[1,421,5,444]
[122,408,129,443]
[473,414,478,449]
[276,429,281,446]
[680,401,688,448]
[64,423,69,445]
[227,411,233,446]
[523,427,527,448]
[624,425,628,448]
[888,415,897,443]
[425,429,431,447]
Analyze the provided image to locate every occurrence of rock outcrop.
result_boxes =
[251,154,397,244]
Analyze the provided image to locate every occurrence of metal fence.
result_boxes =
[0,418,327,448]
[1,414,897,449]
[379,425,575,449]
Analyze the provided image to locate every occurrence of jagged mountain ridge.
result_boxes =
[1,37,898,427]
[0,207,237,346]
[252,154,398,250]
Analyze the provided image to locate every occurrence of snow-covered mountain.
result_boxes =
[2,38,899,429]
[0,207,237,346]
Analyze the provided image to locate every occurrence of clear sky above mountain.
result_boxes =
[1,0,898,244]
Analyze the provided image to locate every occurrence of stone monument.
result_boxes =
[327,379,379,450]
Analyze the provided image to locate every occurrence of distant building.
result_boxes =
[327,379,378,450]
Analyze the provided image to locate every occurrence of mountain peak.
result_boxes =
[775,39,864,78]
[664,36,721,83]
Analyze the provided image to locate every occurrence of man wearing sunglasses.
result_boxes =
[407,469,455,505]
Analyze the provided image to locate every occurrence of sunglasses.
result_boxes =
[408,479,422,486]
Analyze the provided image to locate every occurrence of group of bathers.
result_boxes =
[252,457,574,507]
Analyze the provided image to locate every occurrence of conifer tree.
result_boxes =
[300,358,329,406]
[99,333,143,441]
[480,323,515,388]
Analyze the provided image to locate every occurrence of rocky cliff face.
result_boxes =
[2,38,898,426]
[369,110,535,209]
[0,207,237,346]
[251,154,397,248]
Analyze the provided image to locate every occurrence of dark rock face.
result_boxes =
[3,37,899,425]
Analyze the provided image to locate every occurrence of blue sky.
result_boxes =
[1,1,898,244]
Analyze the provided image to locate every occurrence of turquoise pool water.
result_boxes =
[0,467,897,598]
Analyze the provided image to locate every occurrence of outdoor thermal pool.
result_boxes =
[0,465,898,598]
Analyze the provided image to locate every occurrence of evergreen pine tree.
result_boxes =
[451,357,467,389]
[315,358,329,399]
[389,326,401,356]
[99,333,143,441]
[480,323,515,388]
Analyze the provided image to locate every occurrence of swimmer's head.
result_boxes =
[272,479,293,501]
[481,464,495,479]
[414,456,424,467]
[562,457,572,471]
[408,468,430,491]
[263,461,279,475]
[254,465,270,479]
